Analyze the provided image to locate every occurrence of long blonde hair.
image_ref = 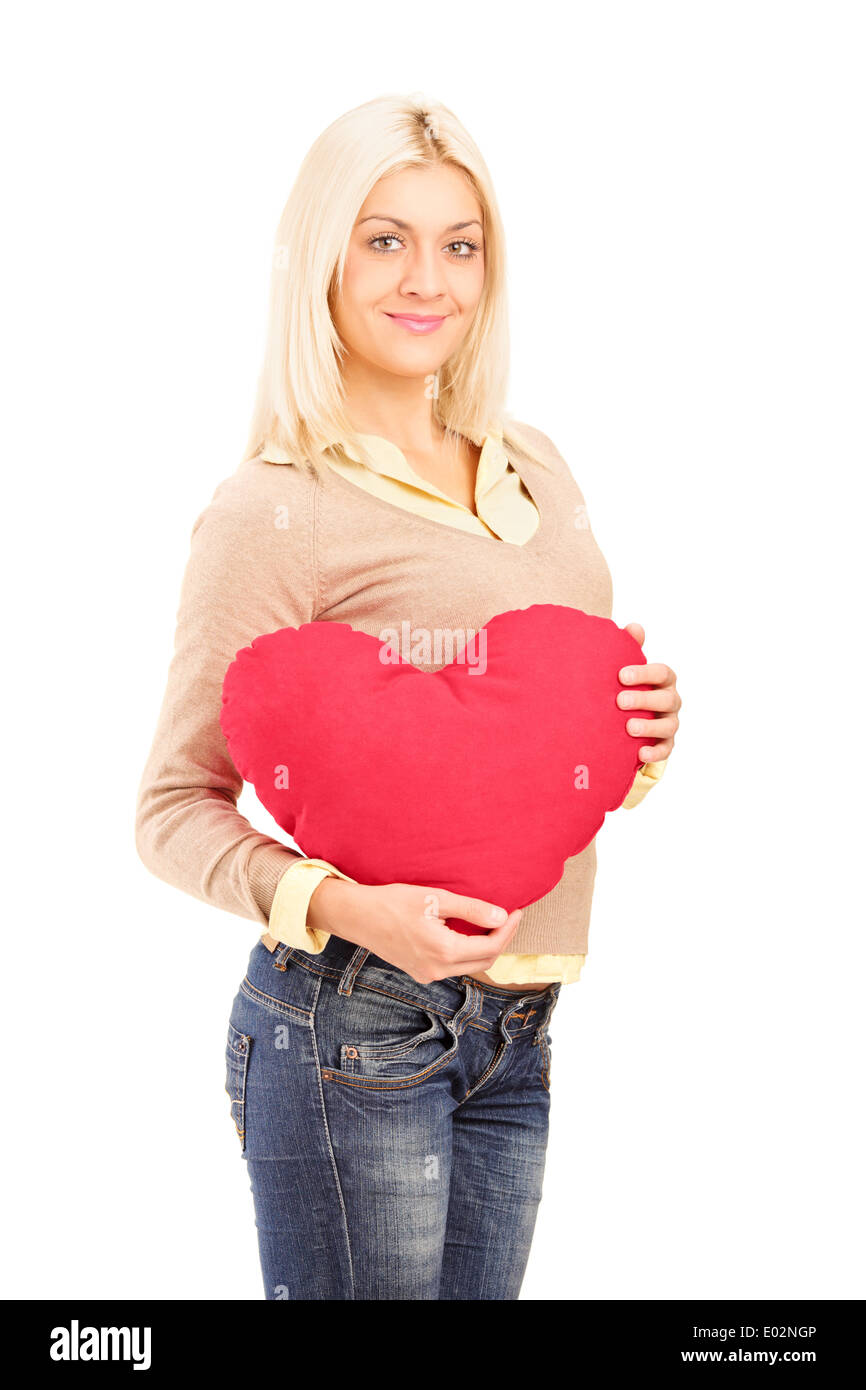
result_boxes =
[244,91,551,473]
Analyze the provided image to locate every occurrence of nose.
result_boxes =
[397,243,449,300]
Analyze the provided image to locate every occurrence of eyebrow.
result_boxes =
[357,216,483,234]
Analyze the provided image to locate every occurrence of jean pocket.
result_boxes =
[329,991,458,1090]
[225,1021,251,1152]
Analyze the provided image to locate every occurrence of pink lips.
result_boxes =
[384,312,447,335]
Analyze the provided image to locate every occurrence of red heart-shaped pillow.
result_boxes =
[220,604,654,936]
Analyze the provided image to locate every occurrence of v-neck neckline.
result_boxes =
[319,438,551,551]
[350,432,503,518]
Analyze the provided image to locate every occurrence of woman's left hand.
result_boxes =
[617,622,681,764]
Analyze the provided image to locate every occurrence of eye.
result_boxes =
[365,233,482,262]
[366,233,405,255]
[445,239,481,260]
[367,234,405,254]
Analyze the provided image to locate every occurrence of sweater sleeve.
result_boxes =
[134,461,318,926]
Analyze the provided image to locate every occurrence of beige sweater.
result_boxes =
[135,420,623,957]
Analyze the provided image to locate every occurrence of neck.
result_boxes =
[340,357,446,455]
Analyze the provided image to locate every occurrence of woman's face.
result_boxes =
[332,163,486,380]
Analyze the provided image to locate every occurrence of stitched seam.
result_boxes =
[225,1034,251,1149]
[345,1009,440,1059]
[224,1078,245,1136]
[284,951,480,1024]
[338,945,369,995]
[321,1030,459,1091]
[459,1037,515,1104]
[282,953,540,1034]
[272,942,293,970]
[240,976,313,1022]
[458,984,484,1034]
[309,976,355,1295]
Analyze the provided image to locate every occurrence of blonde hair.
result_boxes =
[244,91,551,473]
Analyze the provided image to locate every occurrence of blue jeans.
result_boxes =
[224,933,562,1300]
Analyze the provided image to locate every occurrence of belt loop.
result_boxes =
[337,946,370,996]
[450,979,482,1035]
[271,941,294,972]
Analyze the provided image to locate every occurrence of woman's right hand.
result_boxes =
[306,877,523,984]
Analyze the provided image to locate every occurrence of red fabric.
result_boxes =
[220,604,655,936]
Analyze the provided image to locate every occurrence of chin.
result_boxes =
[365,345,448,377]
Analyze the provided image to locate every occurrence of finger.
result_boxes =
[476,907,523,951]
[619,661,676,687]
[617,686,680,713]
[438,907,524,958]
[639,739,674,762]
[625,714,679,741]
[624,621,645,646]
[433,889,515,931]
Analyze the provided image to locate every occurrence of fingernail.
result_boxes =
[620,667,634,683]
[490,906,507,923]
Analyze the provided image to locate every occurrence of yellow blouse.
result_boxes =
[258,430,666,985]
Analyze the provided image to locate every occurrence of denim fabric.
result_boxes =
[224,933,561,1300]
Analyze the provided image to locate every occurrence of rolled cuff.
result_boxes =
[622,757,668,810]
[265,857,357,953]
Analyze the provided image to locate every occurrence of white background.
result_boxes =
[2,0,863,1300]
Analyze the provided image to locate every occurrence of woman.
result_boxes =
[135,93,680,1300]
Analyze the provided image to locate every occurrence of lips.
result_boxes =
[384,312,447,334]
